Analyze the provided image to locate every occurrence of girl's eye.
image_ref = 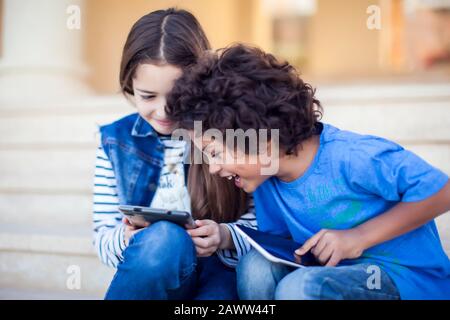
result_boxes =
[141,95,156,100]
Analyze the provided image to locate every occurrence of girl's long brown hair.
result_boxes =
[119,8,248,222]
[188,162,247,223]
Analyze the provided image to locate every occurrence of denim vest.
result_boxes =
[100,113,188,206]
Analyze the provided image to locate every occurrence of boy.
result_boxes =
[166,44,450,300]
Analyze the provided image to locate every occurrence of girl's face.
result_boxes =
[132,63,182,135]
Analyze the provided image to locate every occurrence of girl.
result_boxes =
[92,9,257,300]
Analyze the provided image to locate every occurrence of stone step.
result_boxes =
[0,148,96,193]
[0,224,114,296]
[0,193,92,228]
[0,111,128,147]
[0,223,94,255]
[317,83,450,103]
[0,250,113,298]
[322,101,450,142]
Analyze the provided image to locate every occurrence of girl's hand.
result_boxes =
[187,219,230,257]
[295,229,366,267]
[122,217,149,246]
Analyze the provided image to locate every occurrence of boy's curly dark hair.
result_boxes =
[166,43,323,155]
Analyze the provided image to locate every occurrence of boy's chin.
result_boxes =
[242,178,268,193]
[242,182,257,193]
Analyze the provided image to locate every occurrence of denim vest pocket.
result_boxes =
[103,138,163,206]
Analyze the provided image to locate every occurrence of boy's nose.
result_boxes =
[209,163,221,175]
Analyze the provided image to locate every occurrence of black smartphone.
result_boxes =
[118,205,197,229]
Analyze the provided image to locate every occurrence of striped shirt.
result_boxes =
[92,137,257,268]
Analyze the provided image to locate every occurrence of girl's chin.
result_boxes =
[150,121,175,135]
[155,127,174,135]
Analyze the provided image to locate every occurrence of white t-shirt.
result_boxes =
[150,138,191,213]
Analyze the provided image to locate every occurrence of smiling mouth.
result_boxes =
[154,118,174,126]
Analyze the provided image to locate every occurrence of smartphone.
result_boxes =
[118,205,197,229]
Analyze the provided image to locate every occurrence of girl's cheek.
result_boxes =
[136,101,154,118]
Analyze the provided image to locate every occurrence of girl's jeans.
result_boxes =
[237,249,400,300]
[105,221,238,300]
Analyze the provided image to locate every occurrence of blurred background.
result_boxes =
[0,0,449,299]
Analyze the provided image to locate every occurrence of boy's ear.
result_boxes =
[260,137,281,157]
[256,133,281,175]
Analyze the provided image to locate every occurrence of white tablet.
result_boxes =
[235,225,317,268]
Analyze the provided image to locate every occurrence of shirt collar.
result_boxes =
[131,115,158,138]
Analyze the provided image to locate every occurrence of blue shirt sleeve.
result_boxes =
[346,137,448,202]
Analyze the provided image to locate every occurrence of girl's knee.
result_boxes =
[133,221,192,249]
[141,220,189,239]
[126,221,195,268]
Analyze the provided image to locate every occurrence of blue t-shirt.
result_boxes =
[254,123,450,300]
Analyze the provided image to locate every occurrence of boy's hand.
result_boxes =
[295,229,366,267]
[187,219,230,257]
[122,217,149,246]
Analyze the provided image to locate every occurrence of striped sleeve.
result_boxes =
[216,195,258,268]
[92,145,126,268]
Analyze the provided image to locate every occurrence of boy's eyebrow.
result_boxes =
[135,88,157,94]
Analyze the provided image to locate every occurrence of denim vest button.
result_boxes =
[149,183,157,192]
[156,145,164,152]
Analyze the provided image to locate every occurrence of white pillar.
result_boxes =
[0,0,91,105]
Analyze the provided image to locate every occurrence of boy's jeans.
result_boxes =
[237,249,400,300]
[105,221,238,300]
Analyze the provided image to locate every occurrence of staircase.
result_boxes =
[0,83,449,299]
[0,96,129,299]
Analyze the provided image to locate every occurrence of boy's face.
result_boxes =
[190,132,276,193]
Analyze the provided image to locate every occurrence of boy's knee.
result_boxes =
[237,249,271,281]
[237,249,280,300]
[275,268,324,300]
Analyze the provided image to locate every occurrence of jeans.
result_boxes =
[105,221,238,300]
[237,249,400,300]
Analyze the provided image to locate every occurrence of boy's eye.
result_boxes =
[141,95,156,100]
[210,151,222,161]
